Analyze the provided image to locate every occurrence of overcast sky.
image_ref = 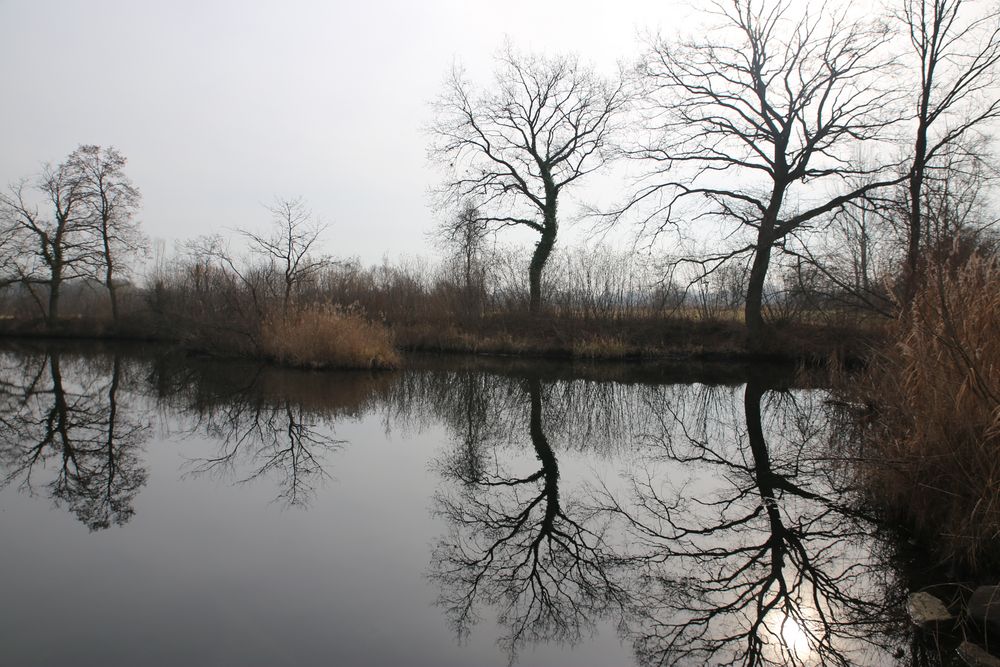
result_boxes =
[0,0,687,264]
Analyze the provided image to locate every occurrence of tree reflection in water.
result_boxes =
[0,350,149,530]
[429,372,627,660]
[162,361,392,509]
[192,400,341,508]
[0,346,925,665]
[600,377,903,666]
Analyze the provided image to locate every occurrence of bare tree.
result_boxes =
[241,197,329,318]
[66,145,144,323]
[621,1,905,346]
[783,153,905,318]
[899,0,1000,296]
[0,164,99,324]
[430,46,628,313]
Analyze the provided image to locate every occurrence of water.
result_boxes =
[0,342,928,666]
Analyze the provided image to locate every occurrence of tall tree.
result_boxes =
[622,0,905,346]
[67,145,144,323]
[899,0,1000,296]
[430,46,628,313]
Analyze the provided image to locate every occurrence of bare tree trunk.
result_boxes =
[907,119,929,302]
[745,190,783,349]
[529,223,556,314]
[527,376,559,530]
[529,190,558,314]
[104,244,119,323]
[48,263,62,326]
[744,236,772,349]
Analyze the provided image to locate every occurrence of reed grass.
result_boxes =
[848,253,1000,571]
[259,305,400,370]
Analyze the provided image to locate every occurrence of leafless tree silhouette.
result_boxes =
[66,145,144,323]
[430,45,629,313]
[240,197,330,318]
[618,0,905,346]
[0,166,99,323]
[898,0,1000,296]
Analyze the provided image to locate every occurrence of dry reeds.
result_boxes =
[570,335,632,359]
[259,305,400,370]
[850,252,1000,571]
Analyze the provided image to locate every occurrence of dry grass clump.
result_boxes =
[259,305,400,370]
[571,336,632,359]
[852,253,1000,571]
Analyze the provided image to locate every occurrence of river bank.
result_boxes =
[0,309,884,368]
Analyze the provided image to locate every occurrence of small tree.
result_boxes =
[241,197,329,318]
[436,200,490,317]
[430,46,628,313]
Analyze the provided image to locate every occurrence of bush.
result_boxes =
[845,252,1000,571]
[259,305,400,370]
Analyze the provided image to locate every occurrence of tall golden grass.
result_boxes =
[258,305,400,370]
[850,253,1000,571]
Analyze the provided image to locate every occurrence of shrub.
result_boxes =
[259,305,400,370]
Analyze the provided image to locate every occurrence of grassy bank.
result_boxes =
[0,238,892,368]
[0,305,400,371]
[0,305,882,368]
[835,254,1000,574]
[393,311,882,364]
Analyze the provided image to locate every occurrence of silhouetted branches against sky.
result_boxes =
[601,0,912,342]
[429,44,631,311]
[899,0,1000,294]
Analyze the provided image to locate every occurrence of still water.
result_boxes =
[0,342,924,666]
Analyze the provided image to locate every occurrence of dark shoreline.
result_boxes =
[0,313,883,371]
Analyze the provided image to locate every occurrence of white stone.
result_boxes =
[907,591,953,626]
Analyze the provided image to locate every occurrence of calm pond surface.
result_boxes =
[0,342,937,666]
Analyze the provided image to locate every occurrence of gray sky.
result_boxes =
[0,0,679,264]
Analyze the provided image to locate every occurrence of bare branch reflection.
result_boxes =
[429,373,626,660]
[160,360,392,508]
[599,379,904,666]
[0,350,149,530]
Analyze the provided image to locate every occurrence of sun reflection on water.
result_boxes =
[763,606,822,666]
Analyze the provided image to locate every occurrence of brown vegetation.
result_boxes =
[258,305,399,370]
[0,239,886,366]
[838,253,1000,572]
